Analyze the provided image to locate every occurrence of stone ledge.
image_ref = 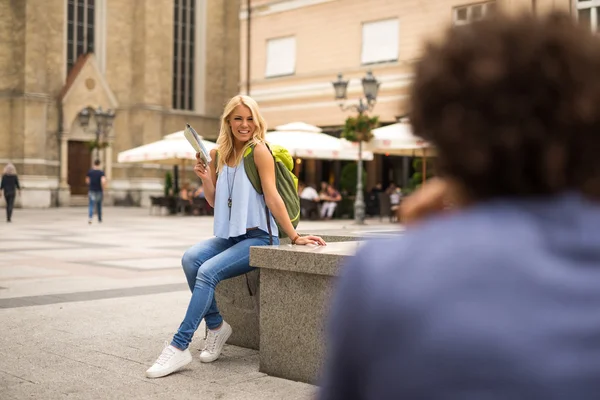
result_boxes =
[250,241,369,384]
[250,241,363,276]
[217,234,369,350]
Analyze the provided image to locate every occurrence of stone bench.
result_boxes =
[214,233,365,350]
[251,241,363,384]
[215,228,402,383]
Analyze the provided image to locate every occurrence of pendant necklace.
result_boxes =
[226,151,239,220]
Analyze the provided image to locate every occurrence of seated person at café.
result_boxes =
[179,182,193,213]
[320,184,342,220]
[387,183,403,212]
[193,185,205,199]
[299,181,320,218]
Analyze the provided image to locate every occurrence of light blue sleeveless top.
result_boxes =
[213,158,278,239]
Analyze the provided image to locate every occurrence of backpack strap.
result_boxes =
[243,144,263,195]
[244,143,275,245]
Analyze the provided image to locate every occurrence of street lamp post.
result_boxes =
[332,70,380,225]
[78,106,116,163]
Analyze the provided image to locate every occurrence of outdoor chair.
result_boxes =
[149,196,166,215]
[191,197,211,216]
[300,198,320,220]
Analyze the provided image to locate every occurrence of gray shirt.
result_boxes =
[320,193,600,400]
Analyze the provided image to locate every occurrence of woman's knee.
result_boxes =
[181,247,201,274]
[195,265,219,289]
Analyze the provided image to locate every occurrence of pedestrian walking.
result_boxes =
[1,163,21,222]
[146,95,326,379]
[86,159,106,224]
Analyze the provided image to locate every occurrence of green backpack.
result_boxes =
[216,143,300,240]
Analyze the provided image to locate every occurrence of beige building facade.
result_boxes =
[241,0,576,189]
[0,0,240,208]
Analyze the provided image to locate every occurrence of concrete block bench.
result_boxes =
[214,233,364,350]
[251,241,363,384]
[215,228,401,382]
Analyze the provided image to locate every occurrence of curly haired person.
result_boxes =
[321,12,600,400]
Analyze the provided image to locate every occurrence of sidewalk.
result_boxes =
[0,207,398,399]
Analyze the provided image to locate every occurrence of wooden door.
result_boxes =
[68,141,91,195]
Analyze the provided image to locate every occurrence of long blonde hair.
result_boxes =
[216,95,267,172]
[3,163,16,175]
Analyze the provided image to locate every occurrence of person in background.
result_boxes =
[299,181,321,219]
[179,182,193,214]
[366,183,383,217]
[319,181,329,198]
[320,184,342,220]
[1,163,21,223]
[388,183,402,214]
[194,185,205,199]
[320,12,600,399]
[86,159,106,224]
[179,182,192,201]
[299,181,319,202]
[192,184,207,216]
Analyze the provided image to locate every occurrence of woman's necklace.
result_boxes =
[226,151,239,220]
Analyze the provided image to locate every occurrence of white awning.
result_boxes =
[366,123,434,157]
[117,130,217,164]
[267,122,374,161]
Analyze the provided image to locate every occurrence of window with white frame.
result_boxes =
[577,0,600,32]
[265,36,296,78]
[172,0,196,111]
[67,0,96,73]
[361,18,399,65]
[453,2,495,26]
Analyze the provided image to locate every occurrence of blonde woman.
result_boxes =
[146,95,326,378]
[1,163,21,222]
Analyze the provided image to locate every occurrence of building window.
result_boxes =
[577,0,600,32]
[173,0,196,111]
[67,0,95,73]
[265,37,296,78]
[453,2,495,26]
[361,19,399,65]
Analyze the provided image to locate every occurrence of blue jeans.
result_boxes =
[88,191,103,221]
[171,229,278,350]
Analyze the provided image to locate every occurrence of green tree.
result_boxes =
[408,158,435,191]
[340,163,366,195]
[164,171,173,196]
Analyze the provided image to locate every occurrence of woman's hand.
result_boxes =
[193,153,211,182]
[295,235,327,246]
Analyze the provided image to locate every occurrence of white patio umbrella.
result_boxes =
[117,130,217,165]
[266,122,374,161]
[366,122,434,157]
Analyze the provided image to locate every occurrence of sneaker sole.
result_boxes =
[199,325,232,363]
[146,352,192,379]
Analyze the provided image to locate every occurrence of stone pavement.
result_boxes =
[0,207,397,399]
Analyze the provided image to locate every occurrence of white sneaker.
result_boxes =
[146,342,192,378]
[199,321,232,363]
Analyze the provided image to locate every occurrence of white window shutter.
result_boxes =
[265,37,296,77]
[361,19,399,65]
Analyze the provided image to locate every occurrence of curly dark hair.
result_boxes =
[410,12,600,201]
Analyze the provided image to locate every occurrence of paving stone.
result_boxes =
[0,207,399,399]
